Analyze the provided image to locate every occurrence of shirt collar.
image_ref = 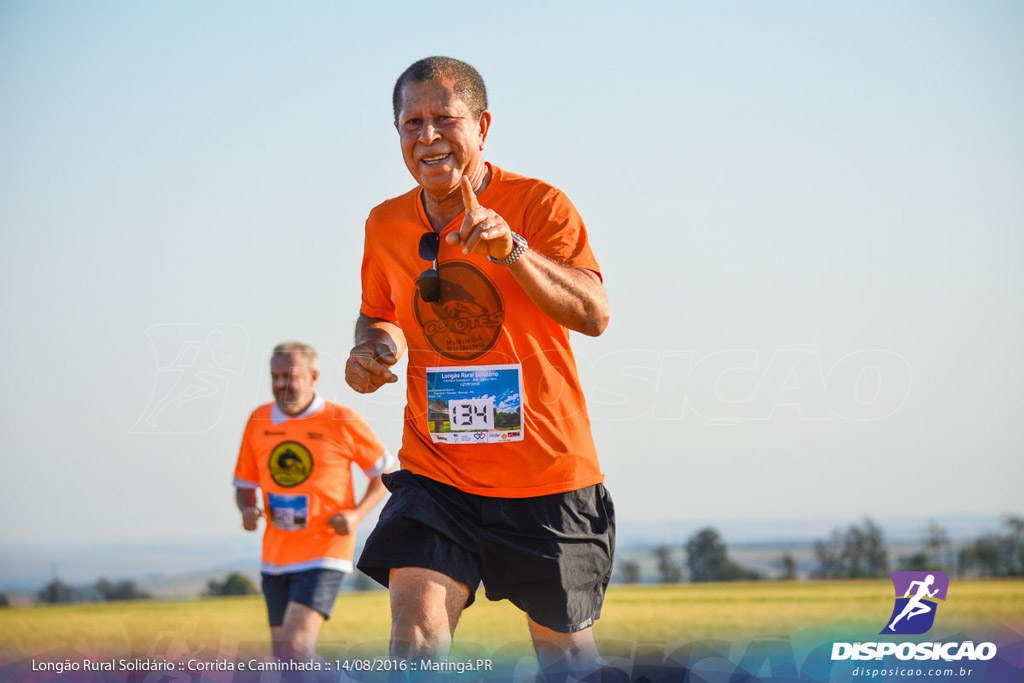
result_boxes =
[271,393,325,426]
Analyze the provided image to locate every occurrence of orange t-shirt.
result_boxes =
[233,398,386,574]
[360,164,604,498]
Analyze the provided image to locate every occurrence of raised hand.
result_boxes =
[445,176,515,260]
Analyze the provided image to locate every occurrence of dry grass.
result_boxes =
[2,579,1021,663]
[594,579,1024,641]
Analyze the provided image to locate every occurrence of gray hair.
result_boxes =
[272,341,318,369]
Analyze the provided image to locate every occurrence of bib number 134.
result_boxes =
[449,398,494,431]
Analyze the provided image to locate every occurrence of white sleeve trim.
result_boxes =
[261,558,353,575]
[233,477,259,489]
[362,449,397,478]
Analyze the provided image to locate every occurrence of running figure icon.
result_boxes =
[887,574,938,632]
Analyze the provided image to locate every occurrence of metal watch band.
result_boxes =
[488,232,528,266]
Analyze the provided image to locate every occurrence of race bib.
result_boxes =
[426,364,524,444]
[266,492,309,531]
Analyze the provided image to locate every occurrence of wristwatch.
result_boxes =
[488,231,529,266]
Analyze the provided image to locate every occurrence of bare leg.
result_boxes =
[528,617,603,680]
[270,601,325,661]
[388,567,469,660]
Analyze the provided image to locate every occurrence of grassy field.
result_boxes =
[2,579,1022,663]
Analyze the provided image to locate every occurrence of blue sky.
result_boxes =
[1,1,1021,547]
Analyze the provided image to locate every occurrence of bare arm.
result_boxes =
[327,474,391,536]
[235,487,262,531]
[448,177,609,336]
[345,315,408,394]
[504,251,609,337]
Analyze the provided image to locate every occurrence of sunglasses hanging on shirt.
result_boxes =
[417,231,441,303]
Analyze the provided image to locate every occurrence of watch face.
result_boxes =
[504,232,527,263]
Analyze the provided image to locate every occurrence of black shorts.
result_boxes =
[261,568,345,627]
[357,470,615,634]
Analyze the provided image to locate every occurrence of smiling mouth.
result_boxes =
[420,153,451,165]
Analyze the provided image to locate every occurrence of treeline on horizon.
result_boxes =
[616,515,1024,585]
[8,516,1023,607]
[16,570,263,608]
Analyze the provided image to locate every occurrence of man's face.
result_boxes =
[396,77,490,197]
[270,351,318,416]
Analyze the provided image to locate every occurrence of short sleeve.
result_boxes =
[522,187,602,280]
[232,412,260,489]
[359,216,398,321]
[340,409,387,471]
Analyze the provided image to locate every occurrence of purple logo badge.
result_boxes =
[881,571,949,635]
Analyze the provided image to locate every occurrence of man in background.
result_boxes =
[235,341,395,660]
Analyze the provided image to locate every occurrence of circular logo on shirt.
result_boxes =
[268,441,313,487]
[414,261,505,361]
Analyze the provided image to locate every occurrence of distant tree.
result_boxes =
[685,529,728,582]
[924,521,952,571]
[0,593,9,607]
[896,551,931,571]
[813,518,888,579]
[95,578,151,601]
[959,516,1024,577]
[777,552,798,580]
[653,545,683,583]
[37,578,74,604]
[684,527,760,582]
[1004,516,1024,576]
[898,521,952,572]
[841,524,868,576]
[959,536,1001,577]
[615,560,642,585]
[206,572,257,596]
[862,518,888,577]
[813,531,845,579]
[95,578,114,599]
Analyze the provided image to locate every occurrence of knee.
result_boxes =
[390,616,452,659]
[529,622,601,674]
[274,626,318,661]
[387,567,467,659]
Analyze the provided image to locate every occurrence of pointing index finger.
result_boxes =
[461,176,481,212]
